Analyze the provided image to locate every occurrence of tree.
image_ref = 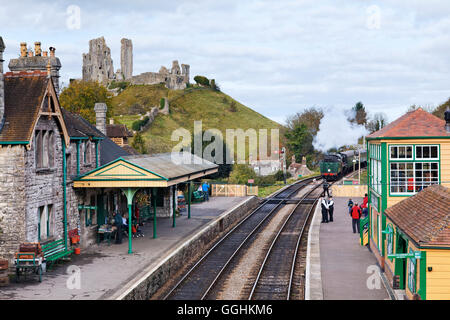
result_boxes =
[286,107,324,135]
[228,164,256,184]
[285,123,314,164]
[131,132,147,154]
[193,75,210,87]
[59,80,113,124]
[350,101,367,126]
[367,112,388,133]
[432,98,450,120]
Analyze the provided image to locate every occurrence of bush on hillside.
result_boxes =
[160,98,165,109]
[194,75,210,87]
[132,116,150,131]
[229,101,237,112]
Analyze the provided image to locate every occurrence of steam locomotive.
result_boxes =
[319,149,367,181]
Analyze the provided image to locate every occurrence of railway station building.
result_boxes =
[0,38,218,265]
[365,107,450,300]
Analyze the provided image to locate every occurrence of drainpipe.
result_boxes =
[76,140,80,176]
[95,140,99,168]
[62,139,68,250]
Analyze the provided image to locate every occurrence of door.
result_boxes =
[97,195,106,226]
[395,235,408,290]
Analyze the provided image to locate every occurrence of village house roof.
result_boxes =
[0,71,49,143]
[106,124,133,138]
[61,108,131,165]
[367,108,450,139]
[384,185,450,248]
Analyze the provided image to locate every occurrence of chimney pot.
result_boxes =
[49,47,55,57]
[28,50,34,57]
[34,42,42,56]
[20,42,27,57]
[43,51,48,57]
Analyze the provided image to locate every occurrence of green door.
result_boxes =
[395,235,408,290]
[97,195,106,226]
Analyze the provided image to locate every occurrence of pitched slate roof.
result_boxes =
[367,108,450,139]
[61,108,103,139]
[0,71,48,142]
[106,124,132,138]
[384,185,450,247]
[61,108,131,165]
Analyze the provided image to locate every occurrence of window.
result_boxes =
[390,145,413,160]
[408,249,416,293]
[35,130,55,169]
[416,145,439,160]
[386,224,394,256]
[38,206,46,241]
[390,162,439,194]
[47,204,54,238]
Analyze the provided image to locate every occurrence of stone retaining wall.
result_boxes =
[111,196,261,300]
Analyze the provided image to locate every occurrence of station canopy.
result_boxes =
[73,152,219,188]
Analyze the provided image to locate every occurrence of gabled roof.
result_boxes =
[61,108,130,165]
[367,108,450,139]
[106,124,133,138]
[61,108,103,139]
[73,152,219,188]
[384,185,450,248]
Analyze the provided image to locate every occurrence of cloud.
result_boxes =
[1,0,450,126]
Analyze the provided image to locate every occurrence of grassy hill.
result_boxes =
[111,84,284,154]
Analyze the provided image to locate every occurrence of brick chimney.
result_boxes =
[0,37,5,127]
[94,103,107,135]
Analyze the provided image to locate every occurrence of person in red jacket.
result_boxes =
[350,203,362,234]
[361,194,369,217]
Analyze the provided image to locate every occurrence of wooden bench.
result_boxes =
[41,239,73,265]
[192,191,205,203]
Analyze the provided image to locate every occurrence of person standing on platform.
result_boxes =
[328,196,335,222]
[348,198,354,214]
[361,193,369,217]
[114,211,123,244]
[202,181,210,201]
[323,181,330,197]
[321,197,329,223]
[350,202,362,234]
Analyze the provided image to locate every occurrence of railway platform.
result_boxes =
[307,197,390,300]
[0,196,253,300]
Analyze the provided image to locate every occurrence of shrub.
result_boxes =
[131,116,150,131]
[160,98,165,109]
[194,75,210,87]
[229,101,237,112]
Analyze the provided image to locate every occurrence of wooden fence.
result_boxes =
[211,184,259,197]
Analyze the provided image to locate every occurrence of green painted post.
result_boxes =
[121,188,139,254]
[188,183,191,219]
[62,140,68,250]
[172,185,176,228]
[95,141,99,168]
[152,188,157,238]
[76,140,80,176]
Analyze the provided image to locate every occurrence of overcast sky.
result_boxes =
[2,0,450,125]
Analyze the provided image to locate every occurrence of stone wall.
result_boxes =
[0,145,26,263]
[24,117,64,243]
[130,60,189,90]
[121,38,133,80]
[113,196,261,300]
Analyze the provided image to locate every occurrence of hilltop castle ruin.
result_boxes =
[82,37,189,90]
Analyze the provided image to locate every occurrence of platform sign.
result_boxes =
[248,179,254,184]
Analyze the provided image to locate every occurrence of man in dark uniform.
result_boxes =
[328,196,335,222]
[323,181,330,197]
[321,197,329,223]
[114,211,123,244]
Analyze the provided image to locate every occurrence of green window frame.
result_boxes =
[408,248,417,293]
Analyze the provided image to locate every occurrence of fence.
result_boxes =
[211,184,259,197]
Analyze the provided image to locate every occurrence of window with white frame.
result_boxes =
[415,145,439,160]
[390,162,439,194]
[390,145,413,160]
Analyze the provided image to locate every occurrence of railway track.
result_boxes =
[248,186,322,300]
[163,176,321,300]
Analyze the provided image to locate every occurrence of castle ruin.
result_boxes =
[82,37,189,90]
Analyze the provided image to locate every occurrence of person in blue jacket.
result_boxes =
[202,182,210,201]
